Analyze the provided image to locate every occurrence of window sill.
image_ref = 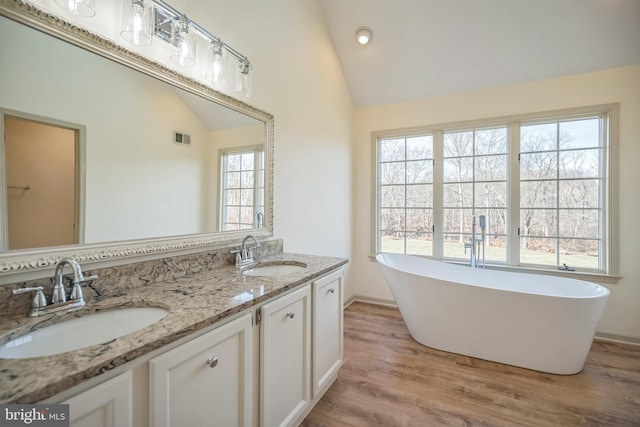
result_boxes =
[368,254,622,285]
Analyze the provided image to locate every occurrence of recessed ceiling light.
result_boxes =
[354,26,373,46]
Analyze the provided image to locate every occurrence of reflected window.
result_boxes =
[220,147,264,230]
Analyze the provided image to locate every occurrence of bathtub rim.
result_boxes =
[376,253,610,299]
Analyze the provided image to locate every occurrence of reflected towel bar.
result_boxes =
[7,185,31,190]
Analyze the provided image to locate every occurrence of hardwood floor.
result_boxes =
[302,302,640,427]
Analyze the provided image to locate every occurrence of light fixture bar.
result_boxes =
[152,0,249,64]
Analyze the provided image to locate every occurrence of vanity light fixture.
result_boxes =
[205,38,228,88]
[354,26,373,46]
[120,0,153,46]
[116,0,254,97]
[170,14,196,67]
[54,0,95,17]
[235,59,253,98]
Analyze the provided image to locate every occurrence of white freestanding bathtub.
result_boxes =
[376,253,610,375]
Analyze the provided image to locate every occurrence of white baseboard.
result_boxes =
[344,295,397,309]
[595,331,640,347]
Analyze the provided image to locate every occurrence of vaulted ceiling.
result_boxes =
[319,0,640,108]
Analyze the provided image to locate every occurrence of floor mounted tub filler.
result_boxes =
[376,253,610,375]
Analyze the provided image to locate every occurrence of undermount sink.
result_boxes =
[242,261,307,277]
[0,307,168,359]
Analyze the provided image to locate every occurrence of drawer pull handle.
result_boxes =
[328,288,335,294]
[286,312,295,319]
[207,357,219,368]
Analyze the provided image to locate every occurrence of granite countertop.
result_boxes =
[0,253,348,403]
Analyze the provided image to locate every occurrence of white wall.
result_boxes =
[352,64,640,340]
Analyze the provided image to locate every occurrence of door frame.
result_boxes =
[1,108,86,250]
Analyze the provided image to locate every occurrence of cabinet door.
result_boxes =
[312,269,344,396]
[65,371,132,427]
[149,312,253,427]
[260,284,311,427]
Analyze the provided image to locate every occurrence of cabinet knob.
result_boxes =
[286,312,295,319]
[206,357,219,368]
[328,288,335,294]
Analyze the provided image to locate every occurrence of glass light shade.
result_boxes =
[235,60,253,98]
[170,17,196,67]
[120,0,152,46]
[205,41,228,88]
[54,0,95,17]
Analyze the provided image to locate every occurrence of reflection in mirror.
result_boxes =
[0,13,270,256]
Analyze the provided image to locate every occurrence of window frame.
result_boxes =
[218,145,264,231]
[371,104,619,277]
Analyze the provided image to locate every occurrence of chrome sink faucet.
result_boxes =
[232,235,261,267]
[13,258,97,317]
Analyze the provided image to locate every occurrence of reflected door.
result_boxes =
[4,115,78,250]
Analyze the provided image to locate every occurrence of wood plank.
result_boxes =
[302,302,640,426]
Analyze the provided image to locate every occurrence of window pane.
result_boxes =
[240,171,254,187]
[443,208,473,234]
[559,209,599,238]
[475,155,507,181]
[406,135,433,160]
[559,149,600,179]
[240,189,253,205]
[241,153,254,170]
[559,118,600,149]
[380,208,405,231]
[559,180,599,209]
[226,154,242,171]
[240,207,254,224]
[407,160,433,183]
[407,184,432,207]
[380,233,405,254]
[225,206,240,223]
[443,183,472,207]
[521,123,556,152]
[380,185,405,208]
[484,209,508,235]
[475,182,507,208]
[444,131,473,157]
[475,128,507,155]
[520,237,557,265]
[519,152,557,180]
[443,157,473,182]
[406,233,433,256]
[226,172,241,188]
[520,209,557,237]
[225,189,240,205]
[406,208,433,232]
[442,233,468,259]
[380,162,405,185]
[559,239,599,269]
[520,181,557,208]
[380,138,405,162]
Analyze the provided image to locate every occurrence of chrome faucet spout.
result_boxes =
[233,235,261,267]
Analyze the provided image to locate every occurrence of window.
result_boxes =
[378,135,433,255]
[442,127,508,262]
[374,106,614,273]
[220,148,264,231]
[519,117,604,270]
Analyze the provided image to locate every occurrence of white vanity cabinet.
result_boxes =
[148,312,253,427]
[312,269,344,397]
[64,371,133,427]
[260,284,311,427]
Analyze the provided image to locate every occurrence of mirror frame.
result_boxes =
[0,0,274,280]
